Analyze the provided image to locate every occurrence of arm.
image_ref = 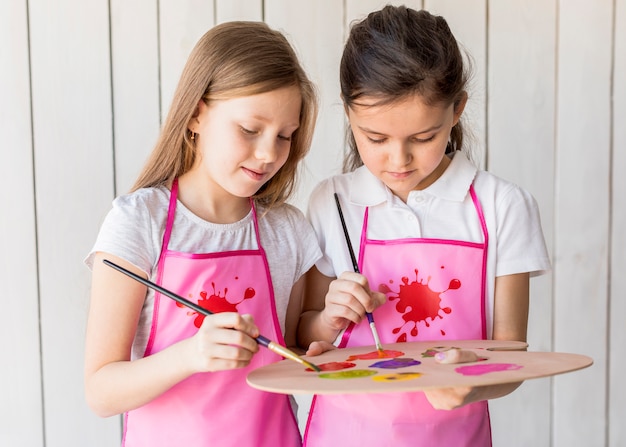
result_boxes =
[297,266,386,351]
[284,273,305,352]
[84,252,260,417]
[424,272,530,410]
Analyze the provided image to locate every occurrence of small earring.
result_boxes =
[191,132,195,140]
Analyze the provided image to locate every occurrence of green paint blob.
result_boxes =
[318,369,378,380]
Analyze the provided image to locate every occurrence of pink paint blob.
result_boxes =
[455,363,523,376]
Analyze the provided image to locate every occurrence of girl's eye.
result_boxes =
[414,135,436,143]
[278,134,292,142]
[240,126,258,135]
[367,136,387,144]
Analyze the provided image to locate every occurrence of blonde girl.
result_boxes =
[85,21,320,447]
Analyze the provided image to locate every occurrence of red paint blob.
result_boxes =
[182,282,257,328]
[305,361,356,372]
[381,269,461,341]
[243,287,256,299]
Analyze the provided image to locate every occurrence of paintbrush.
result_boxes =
[333,193,385,355]
[103,259,322,372]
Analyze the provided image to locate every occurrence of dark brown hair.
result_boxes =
[132,21,318,209]
[341,6,470,172]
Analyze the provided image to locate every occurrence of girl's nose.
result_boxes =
[389,142,412,166]
[255,136,281,163]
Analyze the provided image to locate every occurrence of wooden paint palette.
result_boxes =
[246,340,593,395]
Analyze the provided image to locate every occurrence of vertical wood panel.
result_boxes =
[29,0,119,444]
[266,0,345,212]
[488,0,557,350]
[215,0,262,23]
[346,0,422,28]
[158,0,215,123]
[265,0,345,426]
[0,1,44,446]
[487,1,557,445]
[425,0,487,168]
[610,0,626,445]
[111,0,161,194]
[554,1,613,445]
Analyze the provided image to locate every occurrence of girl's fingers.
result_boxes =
[205,342,256,362]
[319,272,388,335]
[329,273,386,315]
[200,313,259,346]
[194,313,261,368]
[234,313,260,339]
[337,271,370,286]
[434,348,480,364]
[305,340,337,356]
[322,294,365,326]
[370,290,387,309]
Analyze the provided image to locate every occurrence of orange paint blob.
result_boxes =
[346,349,404,361]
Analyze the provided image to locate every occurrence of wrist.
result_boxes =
[318,310,343,342]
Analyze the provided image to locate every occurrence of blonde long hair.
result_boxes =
[132,21,318,209]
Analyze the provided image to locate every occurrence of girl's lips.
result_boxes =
[242,166,266,181]
[387,170,414,179]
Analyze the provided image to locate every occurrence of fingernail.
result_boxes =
[435,352,446,361]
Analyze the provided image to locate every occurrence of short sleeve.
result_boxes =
[261,204,322,281]
[494,184,551,277]
[306,178,341,278]
[84,191,164,276]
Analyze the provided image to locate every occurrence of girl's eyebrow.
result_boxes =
[358,124,443,136]
[247,114,300,130]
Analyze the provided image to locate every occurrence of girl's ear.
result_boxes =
[187,100,205,133]
[452,91,468,125]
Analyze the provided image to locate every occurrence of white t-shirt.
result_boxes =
[306,151,551,339]
[86,186,322,359]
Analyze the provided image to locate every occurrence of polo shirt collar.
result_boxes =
[348,151,477,206]
[349,165,388,206]
[426,150,477,202]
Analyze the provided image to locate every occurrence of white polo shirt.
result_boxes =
[306,151,550,338]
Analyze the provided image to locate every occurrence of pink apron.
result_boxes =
[304,186,491,447]
[122,179,301,447]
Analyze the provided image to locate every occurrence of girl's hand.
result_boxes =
[434,348,480,364]
[320,271,386,333]
[305,340,337,356]
[187,312,260,372]
[425,348,480,409]
[425,348,499,410]
[424,386,477,410]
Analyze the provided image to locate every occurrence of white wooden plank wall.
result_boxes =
[1,1,623,446]
[611,2,626,445]
[0,2,43,446]
[554,1,613,446]
[486,1,556,444]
